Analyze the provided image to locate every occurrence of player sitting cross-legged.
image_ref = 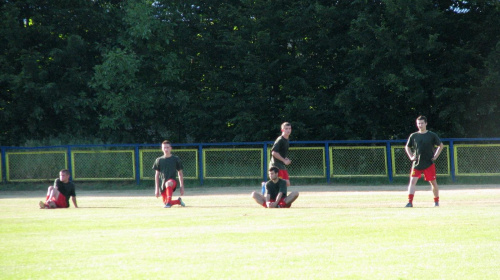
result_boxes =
[251,166,298,208]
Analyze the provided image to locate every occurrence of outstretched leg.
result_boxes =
[284,191,299,206]
[251,191,266,207]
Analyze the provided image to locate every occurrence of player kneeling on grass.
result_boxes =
[39,169,78,209]
[251,166,298,208]
[153,140,186,208]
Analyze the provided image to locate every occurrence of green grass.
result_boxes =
[1,185,499,279]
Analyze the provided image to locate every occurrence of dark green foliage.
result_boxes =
[1,0,499,146]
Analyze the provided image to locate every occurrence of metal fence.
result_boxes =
[1,138,499,185]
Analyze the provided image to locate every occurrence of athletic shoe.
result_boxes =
[178,197,185,207]
[164,203,172,208]
[39,201,46,209]
[434,202,439,207]
[405,202,413,208]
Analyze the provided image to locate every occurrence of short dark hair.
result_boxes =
[60,169,70,175]
[417,115,427,123]
[281,122,291,129]
[269,166,279,174]
[162,140,171,145]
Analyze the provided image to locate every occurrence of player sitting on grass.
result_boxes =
[39,169,78,209]
[251,166,299,208]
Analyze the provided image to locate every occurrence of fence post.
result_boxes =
[67,146,73,180]
[198,144,204,186]
[263,143,268,182]
[1,147,5,183]
[325,143,330,183]
[386,142,393,183]
[135,146,140,185]
[329,142,334,181]
[449,140,456,182]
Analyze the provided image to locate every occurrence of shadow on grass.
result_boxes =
[1,183,499,199]
[75,207,127,209]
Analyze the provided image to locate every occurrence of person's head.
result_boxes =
[161,140,172,155]
[59,169,70,183]
[281,122,292,137]
[416,116,427,132]
[268,166,280,181]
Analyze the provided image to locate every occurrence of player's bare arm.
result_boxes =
[265,194,271,208]
[432,143,444,161]
[272,151,291,165]
[271,192,283,208]
[154,170,160,198]
[405,146,416,161]
[178,170,185,196]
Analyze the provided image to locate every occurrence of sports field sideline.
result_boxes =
[1,184,499,280]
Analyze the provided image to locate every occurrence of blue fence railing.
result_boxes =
[1,138,500,185]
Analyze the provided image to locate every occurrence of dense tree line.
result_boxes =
[1,0,499,146]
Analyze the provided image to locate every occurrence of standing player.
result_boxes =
[39,169,78,209]
[153,140,186,208]
[405,116,444,207]
[270,122,292,187]
[251,166,299,208]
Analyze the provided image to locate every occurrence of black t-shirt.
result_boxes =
[406,131,442,170]
[54,178,76,208]
[265,179,287,200]
[152,155,183,190]
[270,136,289,170]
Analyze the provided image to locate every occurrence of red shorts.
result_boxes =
[46,193,68,208]
[161,179,177,203]
[261,198,291,208]
[411,164,437,181]
[278,170,289,180]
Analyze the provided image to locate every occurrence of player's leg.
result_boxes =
[167,179,181,206]
[429,180,439,206]
[423,164,439,207]
[45,185,53,198]
[163,179,181,207]
[40,185,54,208]
[44,186,61,208]
[163,180,174,207]
[284,191,299,206]
[407,176,419,195]
[251,191,266,207]
[163,186,173,207]
[46,186,60,203]
[160,187,170,207]
[53,193,67,208]
[278,170,290,187]
[406,171,420,207]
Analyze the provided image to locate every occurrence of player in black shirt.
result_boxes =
[251,167,299,208]
[40,169,78,209]
[270,122,292,187]
[405,116,444,207]
[153,140,185,208]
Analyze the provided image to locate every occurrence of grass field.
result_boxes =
[1,184,499,280]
